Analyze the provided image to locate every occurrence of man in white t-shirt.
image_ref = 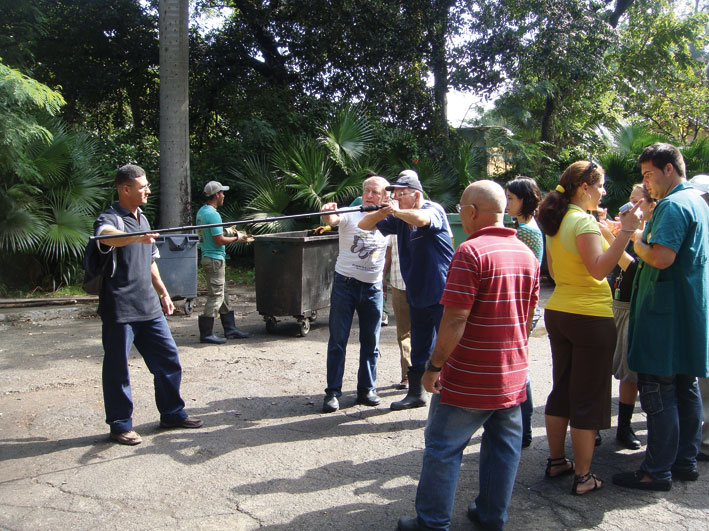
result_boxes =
[320,176,390,413]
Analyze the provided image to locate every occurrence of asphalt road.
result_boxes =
[1,283,707,530]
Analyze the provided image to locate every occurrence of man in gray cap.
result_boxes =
[359,170,454,410]
[196,181,251,343]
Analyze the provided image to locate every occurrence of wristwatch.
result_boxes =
[425,360,442,372]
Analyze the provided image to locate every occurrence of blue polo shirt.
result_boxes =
[627,182,709,377]
[94,202,162,324]
[376,200,454,308]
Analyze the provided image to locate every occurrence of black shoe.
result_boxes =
[356,390,381,407]
[323,392,339,413]
[697,451,709,462]
[671,467,699,481]
[467,505,496,530]
[397,516,435,531]
[612,470,671,491]
[522,437,532,449]
[616,425,641,450]
[595,431,602,447]
[159,416,203,429]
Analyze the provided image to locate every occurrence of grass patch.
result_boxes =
[197,255,255,291]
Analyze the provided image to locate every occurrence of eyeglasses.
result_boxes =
[392,190,415,199]
[456,203,476,213]
[129,183,151,192]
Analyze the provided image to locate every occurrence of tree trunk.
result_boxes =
[429,0,453,140]
[540,94,556,145]
[159,0,191,228]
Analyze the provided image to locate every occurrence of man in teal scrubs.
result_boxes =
[196,181,250,343]
[613,144,709,491]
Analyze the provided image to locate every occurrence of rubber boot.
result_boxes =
[390,369,428,410]
[198,315,226,344]
[220,311,249,339]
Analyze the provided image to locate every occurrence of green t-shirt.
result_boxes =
[196,204,225,261]
[627,182,709,377]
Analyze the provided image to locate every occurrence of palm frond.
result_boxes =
[319,105,374,171]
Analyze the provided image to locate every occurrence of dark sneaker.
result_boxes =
[612,470,671,491]
[159,416,203,429]
[323,393,339,413]
[110,430,142,445]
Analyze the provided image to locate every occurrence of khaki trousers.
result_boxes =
[391,287,411,380]
[201,257,229,318]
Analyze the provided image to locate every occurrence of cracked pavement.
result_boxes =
[1,283,707,530]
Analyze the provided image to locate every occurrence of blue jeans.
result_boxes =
[520,378,533,445]
[102,316,187,433]
[414,394,523,530]
[638,373,702,482]
[325,272,382,395]
[409,303,444,372]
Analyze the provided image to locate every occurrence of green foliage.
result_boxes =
[0,62,109,290]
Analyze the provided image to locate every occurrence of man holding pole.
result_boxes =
[359,170,454,410]
[94,164,202,445]
[320,176,390,413]
[196,181,251,344]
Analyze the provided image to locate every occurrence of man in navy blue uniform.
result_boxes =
[359,170,455,410]
[94,164,202,445]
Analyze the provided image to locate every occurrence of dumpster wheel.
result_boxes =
[298,318,311,337]
[184,299,194,316]
[265,316,278,334]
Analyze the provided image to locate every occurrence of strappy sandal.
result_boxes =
[571,472,603,495]
[545,456,575,479]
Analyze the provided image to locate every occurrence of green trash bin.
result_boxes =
[447,213,517,249]
[447,213,467,249]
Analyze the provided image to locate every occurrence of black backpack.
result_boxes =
[82,209,123,295]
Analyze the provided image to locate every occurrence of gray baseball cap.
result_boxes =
[204,181,229,196]
[385,170,423,192]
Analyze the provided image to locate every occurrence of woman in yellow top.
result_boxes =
[537,161,642,495]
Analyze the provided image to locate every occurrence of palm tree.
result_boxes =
[1,65,110,288]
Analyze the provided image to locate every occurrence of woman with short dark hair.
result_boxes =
[505,176,543,449]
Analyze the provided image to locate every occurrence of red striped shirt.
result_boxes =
[439,226,540,410]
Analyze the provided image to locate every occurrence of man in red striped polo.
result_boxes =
[398,180,540,531]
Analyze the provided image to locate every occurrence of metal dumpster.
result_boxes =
[254,230,339,336]
[154,234,199,315]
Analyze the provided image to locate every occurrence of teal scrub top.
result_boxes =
[627,182,709,377]
[196,204,226,261]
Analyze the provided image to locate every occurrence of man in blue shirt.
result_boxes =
[613,143,709,491]
[196,181,250,344]
[95,164,202,445]
[359,170,454,410]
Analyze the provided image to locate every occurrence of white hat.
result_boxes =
[204,181,229,196]
[688,174,709,195]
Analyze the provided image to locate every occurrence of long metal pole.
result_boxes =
[90,204,385,241]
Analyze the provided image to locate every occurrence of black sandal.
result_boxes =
[571,472,603,495]
[545,457,575,479]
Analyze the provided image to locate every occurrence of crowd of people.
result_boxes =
[91,141,707,530]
